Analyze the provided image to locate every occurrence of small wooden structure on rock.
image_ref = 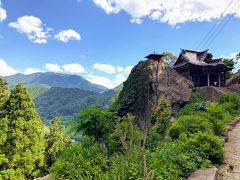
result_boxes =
[146,49,232,87]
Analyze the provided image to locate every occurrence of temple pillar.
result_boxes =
[218,74,221,87]
[207,73,210,86]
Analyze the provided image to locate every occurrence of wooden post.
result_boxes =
[207,73,210,86]
[218,73,221,87]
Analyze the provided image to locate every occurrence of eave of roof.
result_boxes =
[173,61,233,70]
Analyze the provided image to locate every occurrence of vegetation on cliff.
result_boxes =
[0,67,240,179]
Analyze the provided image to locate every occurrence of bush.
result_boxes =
[203,103,232,135]
[218,93,240,115]
[149,141,210,179]
[177,91,205,117]
[168,115,212,140]
[186,132,224,164]
[147,99,171,150]
[103,150,145,180]
[50,142,108,179]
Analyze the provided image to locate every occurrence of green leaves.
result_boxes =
[50,143,108,180]
[0,82,45,179]
[45,117,71,168]
[71,106,116,142]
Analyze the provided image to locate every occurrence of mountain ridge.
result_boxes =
[4,72,108,93]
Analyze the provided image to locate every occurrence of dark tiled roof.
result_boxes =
[173,49,231,70]
[145,53,164,59]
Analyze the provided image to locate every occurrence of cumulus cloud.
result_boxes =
[125,65,134,74]
[0,59,18,76]
[54,29,81,43]
[9,15,52,44]
[93,63,116,74]
[85,73,127,89]
[0,8,6,22]
[44,63,62,72]
[116,66,124,72]
[93,0,240,25]
[24,68,44,75]
[87,63,134,88]
[62,63,85,73]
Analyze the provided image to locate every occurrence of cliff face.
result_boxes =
[115,59,193,130]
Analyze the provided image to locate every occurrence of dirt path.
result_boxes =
[218,117,240,180]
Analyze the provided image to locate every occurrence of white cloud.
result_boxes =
[9,15,52,44]
[44,63,62,72]
[125,65,134,74]
[54,29,81,43]
[0,8,6,22]
[93,0,240,25]
[93,63,116,74]
[24,68,44,75]
[62,63,85,73]
[114,73,127,84]
[85,73,127,89]
[116,66,124,72]
[85,74,116,88]
[0,59,18,76]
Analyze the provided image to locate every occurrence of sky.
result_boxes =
[0,0,240,88]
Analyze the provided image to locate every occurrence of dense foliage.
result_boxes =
[1,75,240,179]
[0,83,45,179]
[34,87,112,124]
[45,117,71,168]
[51,91,240,179]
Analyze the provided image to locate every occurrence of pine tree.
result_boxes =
[0,78,9,170]
[2,84,45,179]
[0,78,8,115]
[45,117,71,168]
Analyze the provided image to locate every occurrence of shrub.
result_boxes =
[203,103,232,135]
[218,93,240,115]
[149,141,209,179]
[103,149,145,180]
[50,142,108,179]
[168,115,212,140]
[147,99,171,150]
[186,132,224,164]
[177,91,205,117]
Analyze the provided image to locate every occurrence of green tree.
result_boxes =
[45,117,71,168]
[107,114,143,154]
[147,99,171,150]
[0,78,9,172]
[162,52,177,66]
[72,106,116,143]
[1,84,45,179]
[222,58,236,78]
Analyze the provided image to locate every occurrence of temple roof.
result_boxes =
[145,53,164,61]
[173,49,232,70]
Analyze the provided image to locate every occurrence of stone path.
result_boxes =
[218,117,240,180]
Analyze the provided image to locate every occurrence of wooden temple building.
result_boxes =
[146,49,232,87]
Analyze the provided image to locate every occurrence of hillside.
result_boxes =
[4,72,108,93]
[33,87,113,124]
[114,59,193,130]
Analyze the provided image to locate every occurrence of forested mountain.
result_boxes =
[29,86,113,124]
[4,72,108,93]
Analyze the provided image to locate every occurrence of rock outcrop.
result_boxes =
[226,72,240,86]
[115,59,193,130]
[225,72,240,94]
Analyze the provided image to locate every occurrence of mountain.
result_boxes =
[27,85,113,124]
[5,72,108,93]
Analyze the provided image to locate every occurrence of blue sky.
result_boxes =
[0,0,240,88]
